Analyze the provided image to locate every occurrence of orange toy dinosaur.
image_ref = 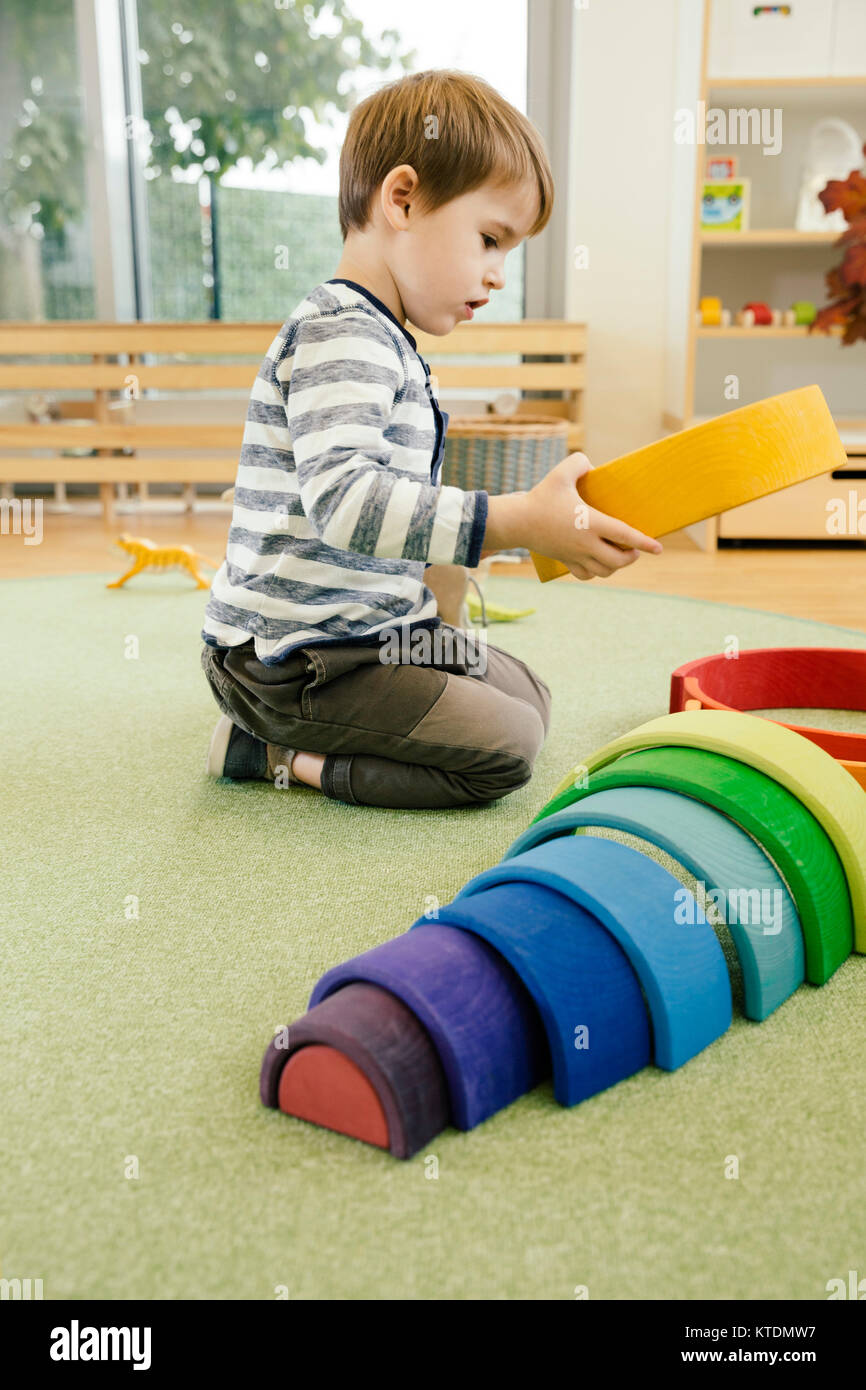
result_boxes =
[107,533,221,589]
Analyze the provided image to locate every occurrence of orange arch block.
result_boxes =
[277,1044,390,1150]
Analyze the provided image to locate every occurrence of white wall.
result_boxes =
[567,0,680,465]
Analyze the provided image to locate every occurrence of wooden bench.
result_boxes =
[0,320,586,524]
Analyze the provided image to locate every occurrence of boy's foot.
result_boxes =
[205,714,270,779]
[205,715,319,787]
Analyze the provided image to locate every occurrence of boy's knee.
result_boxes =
[537,680,552,735]
[463,707,546,802]
[516,703,547,764]
[500,702,547,770]
[514,661,552,737]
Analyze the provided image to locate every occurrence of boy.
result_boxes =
[200,69,662,809]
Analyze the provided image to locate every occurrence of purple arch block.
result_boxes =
[309,923,550,1130]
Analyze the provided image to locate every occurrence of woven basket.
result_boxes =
[440,414,571,493]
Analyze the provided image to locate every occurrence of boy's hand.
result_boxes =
[522,452,663,581]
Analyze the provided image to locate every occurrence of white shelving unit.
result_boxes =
[663,0,866,550]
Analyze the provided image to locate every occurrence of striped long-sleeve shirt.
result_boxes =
[201,278,490,666]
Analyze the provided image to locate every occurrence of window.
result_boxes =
[0,1,94,319]
[0,0,530,324]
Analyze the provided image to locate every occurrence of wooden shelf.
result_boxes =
[708,75,866,87]
[701,230,839,246]
[696,326,842,338]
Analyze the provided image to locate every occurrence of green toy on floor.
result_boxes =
[466,590,536,623]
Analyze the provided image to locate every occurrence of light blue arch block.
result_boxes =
[503,785,804,1021]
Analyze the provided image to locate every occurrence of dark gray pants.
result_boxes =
[200,625,551,809]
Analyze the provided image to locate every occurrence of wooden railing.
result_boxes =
[0,319,586,523]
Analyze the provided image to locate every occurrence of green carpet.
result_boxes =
[3,569,866,1301]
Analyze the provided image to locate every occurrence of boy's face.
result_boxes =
[390,175,540,336]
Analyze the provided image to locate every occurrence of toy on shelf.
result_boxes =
[106,533,221,590]
[706,155,737,181]
[701,178,750,232]
[670,646,866,791]
[529,385,846,584]
[697,300,817,330]
[783,300,817,327]
[696,296,731,327]
[260,702,866,1159]
[736,302,782,327]
[736,302,818,329]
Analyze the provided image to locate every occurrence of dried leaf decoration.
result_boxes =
[811,142,866,346]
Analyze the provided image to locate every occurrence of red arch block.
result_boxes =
[670,647,866,790]
[278,1045,389,1150]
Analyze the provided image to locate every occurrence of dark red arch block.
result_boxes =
[260,981,450,1159]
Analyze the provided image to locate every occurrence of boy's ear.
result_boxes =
[382,164,420,228]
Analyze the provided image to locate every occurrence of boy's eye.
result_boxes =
[482,234,498,249]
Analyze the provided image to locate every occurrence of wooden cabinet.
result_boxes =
[664,0,866,549]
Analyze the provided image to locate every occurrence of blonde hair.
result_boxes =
[338,69,554,241]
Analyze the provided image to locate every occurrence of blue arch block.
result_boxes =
[456,835,732,1070]
[503,785,804,1021]
[423,880,651,1107]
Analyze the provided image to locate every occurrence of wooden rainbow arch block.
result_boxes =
[530,386,847,583]
[260,675,866,1158]
[670,647,866,792]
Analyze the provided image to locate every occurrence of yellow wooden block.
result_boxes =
[548,708,866,952]
[531,385,846,582]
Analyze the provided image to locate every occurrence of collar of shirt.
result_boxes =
[325,278,419,354]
